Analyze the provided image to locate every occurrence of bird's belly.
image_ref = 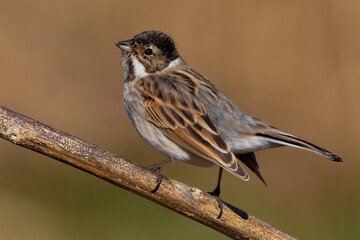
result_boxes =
[133,116,190,160]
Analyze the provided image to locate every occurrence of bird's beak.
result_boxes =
[115,39,133,52]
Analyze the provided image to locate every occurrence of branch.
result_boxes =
[0,106,296,240]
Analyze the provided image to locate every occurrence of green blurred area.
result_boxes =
[0,0,359,239]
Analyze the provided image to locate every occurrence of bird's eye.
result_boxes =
[144,48,153,55]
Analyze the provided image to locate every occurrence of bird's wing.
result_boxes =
[138,74,249,180]
[235,152,267,185]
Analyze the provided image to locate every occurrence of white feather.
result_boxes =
[166,58,182,69]
[229,137,272,153]
[132,56,149,78]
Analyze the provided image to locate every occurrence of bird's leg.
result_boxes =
[208,167,224,219]
[145,158,172,193]
[209,167,223,196]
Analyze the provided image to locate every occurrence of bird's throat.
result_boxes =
[131,56,149,78]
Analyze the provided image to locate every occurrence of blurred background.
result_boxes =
[0,0,359,239]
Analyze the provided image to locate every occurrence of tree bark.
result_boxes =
[0,106,296,240]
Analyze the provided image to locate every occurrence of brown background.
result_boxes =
[0,1,359,239]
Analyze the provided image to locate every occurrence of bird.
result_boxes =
[114,30,342,198]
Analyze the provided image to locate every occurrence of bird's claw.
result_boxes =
[208,187,223,219]
[145,164,162,193]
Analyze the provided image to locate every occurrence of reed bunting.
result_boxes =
[115,30,342,198]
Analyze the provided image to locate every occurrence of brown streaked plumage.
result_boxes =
[115,30,342,194]
[139,74,247,179]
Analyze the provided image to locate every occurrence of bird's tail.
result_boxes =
[256,131,343,162]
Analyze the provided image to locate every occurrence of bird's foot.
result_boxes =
[145,163,163,193]
[145,159,171,193]
[208,186,223,219]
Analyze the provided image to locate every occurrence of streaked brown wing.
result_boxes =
[139,75,249,180]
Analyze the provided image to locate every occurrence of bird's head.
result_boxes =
[115,30,182,79]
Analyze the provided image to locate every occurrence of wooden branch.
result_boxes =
[0,106,297,240]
